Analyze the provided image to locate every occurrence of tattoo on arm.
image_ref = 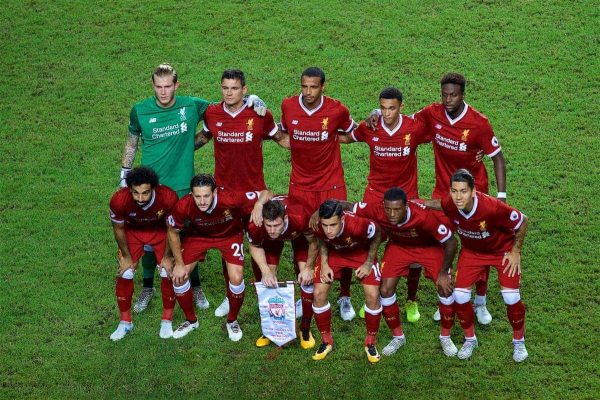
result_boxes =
[512,216,528,252]
[122,132,139,168]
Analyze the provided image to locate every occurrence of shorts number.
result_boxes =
[231,243,244,258]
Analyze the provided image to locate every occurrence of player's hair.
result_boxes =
[301,67,326,85]
[152,63,178,84]
[221,69,246,86]
[262,200,286,221]
[126,166,159,188]
[319,199,343,219]
[379,87,403,103]
[383,187,407,204]
[451,169,475,189]
[440,72,466,92]
[190,174,216,191]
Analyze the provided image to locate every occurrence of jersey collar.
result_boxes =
[445,102,469,126]
[141,190,156,211]
[396,205,412,227]
[381,115,403,136]
[335,220,346,238]
[299,94,324,116]
[222,101,248,118]
[206,191,218,214]
[458,193,479,219]
[281,217,290,235]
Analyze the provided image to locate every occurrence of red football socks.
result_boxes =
[115,277,134,322]
[439,301,455,337]
[507,300,526,340]
[313,308,333,345]
[454,301,475,338]
[364,308,382,346]
[300,288,314,332]
[160,277,176,321]
[175,287,197,322]
[382,302,404,337]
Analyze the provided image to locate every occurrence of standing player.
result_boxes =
[414,73,507,323]
[426,169,529,362]
[341,87,432,322]
[197,69,289,318]
[246,197,316,349]
[280,67,357,321]
[167,174,269,341]
[120,63,267,313]
[307,200,383,363]
[108,166,178,340]
[350,188,459,357]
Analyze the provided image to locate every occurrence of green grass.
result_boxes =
[1,0,599,398]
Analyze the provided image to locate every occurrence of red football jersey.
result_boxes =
[246,195,309,245]
[414,102,501,198]
[353,200,452,248]
[109,185,178,231]
[168,189,260,238]
[314,212,377,264]
[203,102,277,192]
[280,95,354,191]
[351,116,430,198]
[441,193,525,254]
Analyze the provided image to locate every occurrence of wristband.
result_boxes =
[119,167,132,188]
[497,192,507,199]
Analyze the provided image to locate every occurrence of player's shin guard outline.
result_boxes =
[159,267,175,321]
[173,280,196,322]
[438,294,455,337]
[300,284,314,332]
[453,288,475,339]
[227,280,245,322]
[502,289,525,340]
[312,303,333,344]
[116,268,135,322]
[363,304,382,346]
[381,293,403,337]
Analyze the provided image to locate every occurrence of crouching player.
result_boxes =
[109,166,179,340]
[246,196,316,349]
[308,200,383,363]
[427,169,529,362]
[167,174,269,341]
[350,188,458,357]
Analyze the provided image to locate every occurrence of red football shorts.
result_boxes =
[288,185,347,219]
[455,248,520,289]
[313,257,381,286]
[181,234,244,266]
[126,229,167,264]
[381,243,444,280]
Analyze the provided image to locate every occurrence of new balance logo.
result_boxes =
[292,120,298,125]
[216,122,223,127]
[149,118,157,123]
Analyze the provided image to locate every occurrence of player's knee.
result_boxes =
[438,294,454,305]
[364,288,381,308]
[120,268,135,280]
[364,304,382,315]
[380,284,395,298]
[300,284,314,294]
[453,288,471,304]
[380,293,397,307]
[228,280,245,295]
[501,289,521,305]
[173,280,190,294]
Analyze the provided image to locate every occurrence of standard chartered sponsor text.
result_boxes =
[293,130,324,142]
[152,124,181,139]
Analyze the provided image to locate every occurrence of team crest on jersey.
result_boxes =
[345,237,353,245]
[267,296,286,320]
[321,118,329,130]
[156,209,164,218]
[404,134,411,146]
[479,221,487,231]
[223,209,232,218]
[179,108,187,121]
[461,129,470,141]
[246,118,254,131]
[410,229,418,237]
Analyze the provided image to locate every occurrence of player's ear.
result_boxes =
[242,85,248,96]
[399,103,404,112]
[174,81,180,90]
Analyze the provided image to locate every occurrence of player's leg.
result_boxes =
[172,261,200,339]
[497,262,527,362]
[405,263,422,322]
[134,249,156,313]
[152,235,176,339]
[473,266,492,324]
[190,263,209,310]
[112,267,136,341]
[380,277,406,356]
[453,253,483,359]
[224,261,245,341]
[362,270,383,363]
[312,279,334,360]
[215,259,230,317]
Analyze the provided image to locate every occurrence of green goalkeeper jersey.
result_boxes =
[128,96,210,193]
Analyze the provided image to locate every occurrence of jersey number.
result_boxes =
[231,243,244,258]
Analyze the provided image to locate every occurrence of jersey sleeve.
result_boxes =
[494,201,525,231]
[352,201,375,219]
[337,103,355,133]
[412,117,433,144]
[245,222,265,246]
[440,195,454,216]
[167,199,188,231]
[279,101,288,132]
[350,122,368,143]
[425,212,453,243]
[477,119,502,157]
[109,193,126,224]
[263,110,278,138]
[164,189,179,213]
[192,97,211,120]
[351,215,377,240]
[128,106,141,136]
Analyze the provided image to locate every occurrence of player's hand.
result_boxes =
[160,257,175,277]
[320,263,334,284]
[309,210,320,231]
[502,250,521,277]
[246,94,267,116]
[251,203,264,227]
[355,262,372,280]
[297,268,314,286]
[475,150,484,163]
[364,109,380,130]
[261,270,278,288]
[172,264,189,287]
[435,271,453,297]
[116,250,135,276]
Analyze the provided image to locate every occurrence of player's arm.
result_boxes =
[422,198,442,210]
[120,132,139,187]
[112,222,134,275]
[356,223,381,279]
[166,223,191,286]
[249,244,278,287]
[491,151,507,202]
[271,129,290,149]
[436,235,457,297]
[318,238,334,283]
[503,215,528,278]
[337,132,354,144]
[250,189,274,227]
[195,129,212,150]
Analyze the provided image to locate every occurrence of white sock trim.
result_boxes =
[453,288,472,304]
[300,284,314,294]
[380,293,397,307]
[364,304,382,315]
[438,294,454,306]
[501,289,521,305]
[121,268,135,280]
[173,281,191,294]
[474,294,487,306]
[229,280,246,295]
[312,303,331,314]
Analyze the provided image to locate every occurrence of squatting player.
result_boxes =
[307,200,383,363]
[246,197,317,349]
[167,174,269,341]
[197,69,289,318]
[341,87,432,322]
[350,188,459,357]
[426,169,529,362]
[280,67,357,321]
[108,167,178,340]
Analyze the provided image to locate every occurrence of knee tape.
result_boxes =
[380,293,397,307]
[453,288,472,304]
[121,268,135,280]
[501,289,521,305]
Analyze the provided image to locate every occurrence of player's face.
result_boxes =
[383,199,406,225]
[320,215,343,239]
[191,186,215,212]
[153,74,179,108]
[379,98,403,127]
[450,181,475,211]
[264,216,287,239]
[300,76,324,109]
[441,83,464,117]
[130,184,153,207]
[221,78,247,110]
